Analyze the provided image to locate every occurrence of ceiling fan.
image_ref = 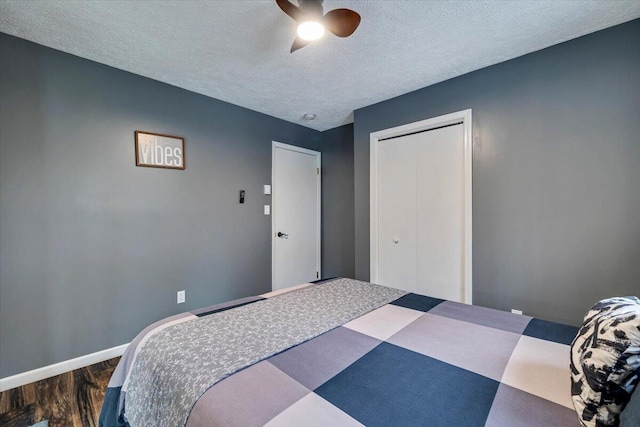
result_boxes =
[275,0,361,53]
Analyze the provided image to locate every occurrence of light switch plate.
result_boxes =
[264,185,271,195]
[264,205,270,215]
[177,290,185,304]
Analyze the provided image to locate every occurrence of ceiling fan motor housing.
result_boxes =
[298,0,323,17]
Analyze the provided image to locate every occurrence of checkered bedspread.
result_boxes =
[100,279,582,427]
[185,292,581,427]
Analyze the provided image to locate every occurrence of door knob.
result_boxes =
[277,232,289,238]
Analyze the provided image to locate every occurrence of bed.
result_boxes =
[99,277,605,426]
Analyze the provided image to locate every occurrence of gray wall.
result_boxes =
[320,124,355,279]
[353,19,640,326]
[0,33,354,378]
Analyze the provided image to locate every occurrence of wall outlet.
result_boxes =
[511,309,523,315]
[177,290,186,304]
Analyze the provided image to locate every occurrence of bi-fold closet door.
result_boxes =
[377,124,465,302]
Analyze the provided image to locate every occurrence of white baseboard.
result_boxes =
[0,343,129,392]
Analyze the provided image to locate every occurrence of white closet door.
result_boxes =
[416,124,464,301]
[376,123,465,302]
[377,135,418,292]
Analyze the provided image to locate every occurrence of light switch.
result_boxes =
[264,205,270,215]
[264,185,271,195]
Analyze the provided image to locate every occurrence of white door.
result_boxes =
[378,133,418,293]
[415,124,464,301]
[272,142,321,291]
[376,123,468,302]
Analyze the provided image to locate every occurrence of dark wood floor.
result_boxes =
[0,357,119,427]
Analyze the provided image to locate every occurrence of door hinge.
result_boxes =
[317,167,319,175]
[316,271,319,278]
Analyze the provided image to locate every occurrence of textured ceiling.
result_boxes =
[1,1,639,131]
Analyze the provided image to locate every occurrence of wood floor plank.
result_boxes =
[0,383,36,414]
[75,364,99,427]
[0,402,36,427]
[0,357,119,427]
[37,371,75,427]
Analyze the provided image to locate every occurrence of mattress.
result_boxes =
[99,278,582,427]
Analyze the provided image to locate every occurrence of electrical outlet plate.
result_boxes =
[511,309,523,315]
[177,290,185,304]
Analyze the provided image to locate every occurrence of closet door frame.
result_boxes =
[370,109,473,304]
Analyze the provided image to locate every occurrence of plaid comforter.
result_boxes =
[100,278,581,427]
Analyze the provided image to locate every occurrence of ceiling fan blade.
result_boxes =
[323,8,361,37]
[276,0,304,22]
[290,36,310,53]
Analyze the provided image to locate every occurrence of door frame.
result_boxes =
[369,109,473,304]
[271,141,322,290]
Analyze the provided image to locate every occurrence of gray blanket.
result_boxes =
[125,278,406,427]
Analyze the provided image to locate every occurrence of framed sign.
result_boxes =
[135,131,185,170]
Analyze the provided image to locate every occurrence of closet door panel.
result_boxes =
[416,124,464,301]
[377,136,418,292]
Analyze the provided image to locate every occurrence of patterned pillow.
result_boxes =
[571,297,640,427]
